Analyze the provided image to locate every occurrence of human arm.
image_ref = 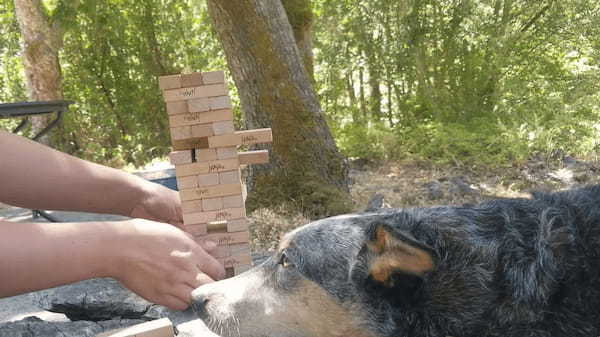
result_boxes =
[0,218,225,310]
[0,131,181,225]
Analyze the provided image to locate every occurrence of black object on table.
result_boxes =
[1,100,74,222]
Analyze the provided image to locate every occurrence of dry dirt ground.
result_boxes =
[249,157,600,251]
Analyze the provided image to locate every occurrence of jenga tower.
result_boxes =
[158,71,272,277]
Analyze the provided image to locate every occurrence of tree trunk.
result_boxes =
[13,0,64,145]
[281,0,314,79]
[207,0,351,218]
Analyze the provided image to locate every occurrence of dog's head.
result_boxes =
[191,212,443,337]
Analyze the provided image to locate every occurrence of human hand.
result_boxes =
[130,181,183,227]
[110,219,225,310]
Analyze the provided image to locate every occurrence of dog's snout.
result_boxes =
[191,289,211,316]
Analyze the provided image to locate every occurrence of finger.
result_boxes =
[201,240,217,253]
[160,293,190,311]
[193,248,226,281]
[169,284,196,307]
[185,272,214,289]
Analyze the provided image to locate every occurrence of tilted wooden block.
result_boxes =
[196,229,249,246]
[162,83,228,102]
[227,218,249,232]
[239,150,269,165]
[165,101,188,115]
[180,72,203,88]
[202,71,225,84]
[168,150,193,165]
[179,183,242,202]
[169,109,233,127]
[202,197,224,211]
[158,75,181,91]
[212,120,235,136]
[175,158,239,177]
[219,170,241,185]
[95,317,174,337]
[216,146,238,160]
[222,194,244,208]
[197,172,220,186]
[184,208,246,226]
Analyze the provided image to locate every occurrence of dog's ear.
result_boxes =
[365,224,436,287]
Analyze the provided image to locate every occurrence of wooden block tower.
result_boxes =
[158,71,271,277]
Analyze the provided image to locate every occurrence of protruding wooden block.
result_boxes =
[238,128,273,145]
[195,148,217,162]
[207,220,228,234]
[197,172,220,186]
[216,146,238,159]
[182,200,203,213]
[227,218,249,232]
[168,150,193,165]
[220,253,252,268]
[185,223,207,236]
[180,183,242,202]
[177,175,198,190]
[222,194,244,208]
[196,229,249,246]
[239,150,269,165]
[219,170,241,185]
[212,121,235,136]
[202,197,224,211]
[191,123,214,138]
[181,73,203,88]
[165,101,188,115]
[175,158,239,177]
[170,126,191,140]
[184,208,246,226]
[202,71,225,84]
[159,75,181,91]
[170,109,233,127]
[162,83,228,102]
[172,137,209,151]
[96,317,174,337]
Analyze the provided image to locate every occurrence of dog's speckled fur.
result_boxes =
[192,185,600,337]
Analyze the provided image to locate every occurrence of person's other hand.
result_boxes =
[130,182,183,227]
[110,219,225,310]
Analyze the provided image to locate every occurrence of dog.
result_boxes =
[191,185,600,337]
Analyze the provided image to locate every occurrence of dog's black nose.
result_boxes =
[191,290,210,317]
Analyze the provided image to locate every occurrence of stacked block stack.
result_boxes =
[158,71,272,277]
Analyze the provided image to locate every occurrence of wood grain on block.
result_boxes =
[185,223,207,236]
[239,150,269,165]
[177,175,198,190]
[207,220,228,233]
[96,317,174,337]
[227,218,249,232]
[196,229,249,246]
[222,194,244,208]
[212,243,250,258]
[209,96,232,110]
[165,101,188,115]
[176,162,210,177]
[185,208,246,226]
[212,120,235,135]
[170,109,233,127]
[180,183,242,201]
[163,83,228,102]
[180,72,203,88]
[207,133,242,148]
[217,146,238,159]
[176,158,238,177]
[234,264,253,274]
[168,150,193,165]
[191,123,214,138]
[197,172,220,186]
[158,75,181,91]
[208,158,240,173]
[202,197,224,211]
[220,253,252,268]
[195,148,217,162]
[202,71,225,84]
[219,170,241,185]
[182,200,203,213]
[172,137,209,151]
[170,126,191,141]
[238,128,273,145]
[187,97,211,113]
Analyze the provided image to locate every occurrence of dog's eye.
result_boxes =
[278,252,293,268]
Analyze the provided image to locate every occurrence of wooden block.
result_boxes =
[195,148,217,162]
[238,128,273,145]
[207,220,228,234]
[196,229,249,246]
[176,162,210,177]
[234,264,253,274]
[168,150,193,165]
[220,253,252,268]
[169,109,233,127]
[177,175,198,190]
[159,75,181,91]
[185,223,207,236]
[165,101,188,115]
[175,158,239,177]
[191,123,214,138]
[207,158,240,174]
[96,317,174,337]
[217,146,238,159]
[242,182,248,200]
[222,194,244,208]
[212,243,250,258]
[202,197,224,211]
[227,218,249,232]
[209,96,232,110]
[219,170,241,185]
[184,208,246,226]
[163,84,227,102]
[239,150,269,165]
[208,133,242,148]
[180,72,203,87]
[182,200,203,213]
[202,71,225,84]
[172,137,209,151]
[187,97,211,113]
[180,183,242,202]
[197,172,220,186]
[170,126,191,141]
[212,121,235,135]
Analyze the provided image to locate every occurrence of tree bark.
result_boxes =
[13,0,64,145]
[207,0,351,218]
[281,0,314,79]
